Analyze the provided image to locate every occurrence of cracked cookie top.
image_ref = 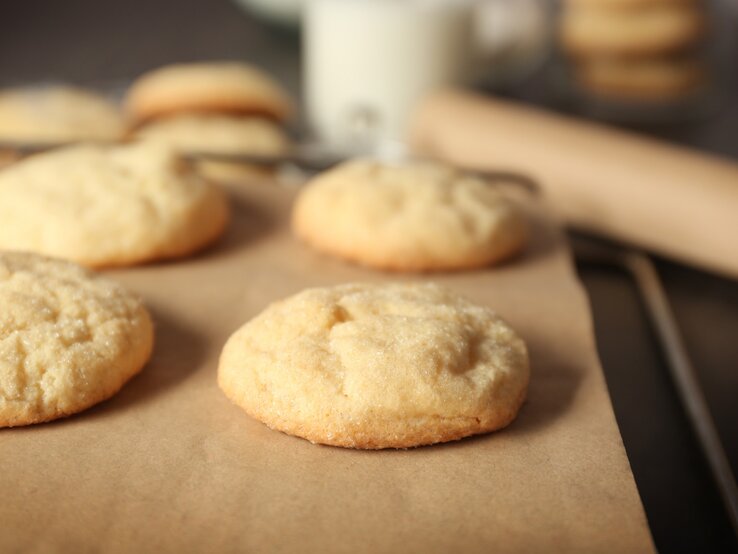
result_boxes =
[0,251,154,427]
[0,142,229,267]
[218,282,529,449]
[291,159,528,272]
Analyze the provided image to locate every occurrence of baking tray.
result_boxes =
[572,237,738,553]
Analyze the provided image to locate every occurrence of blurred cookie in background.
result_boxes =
[0,85,125,143]
[560,0,706,58]
[557,0,710,114]
[134,113,291,182]
[0,143,229,268]
[124,61,295,124]
[574,55,706,101]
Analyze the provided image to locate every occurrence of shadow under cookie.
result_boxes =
[49,308,208,425]
[201,191,278,259]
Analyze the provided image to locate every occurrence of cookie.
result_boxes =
[0,251,154,427]
[0,85,125,142]
[135,114,291,182]
[0,143,229,268]
[292,160,528,272]
[218,282,530,449]
[125,62,294,123]
[560,2,705,57]
[575,56,705,100]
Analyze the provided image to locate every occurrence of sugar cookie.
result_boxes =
[292,160,527,272]
[560,2,705,57]
[0,251,154,427]
[575,56,705,100]
[125,62,294,123]
[218,282,530,449]
[135,114,291,181]
[0,143,229,267]
[0,85,125,142]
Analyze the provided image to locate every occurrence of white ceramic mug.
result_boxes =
[303,0,549,152]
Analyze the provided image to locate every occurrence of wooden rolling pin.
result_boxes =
[410,89,738,280]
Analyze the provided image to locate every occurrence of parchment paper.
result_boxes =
[0,180,655,553]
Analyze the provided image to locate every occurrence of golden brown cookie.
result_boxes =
[575,56,705,100]
[0,85,125,142]
[0,143,229,268]
[135,113,291,182]
[560,1,705,57]
[218,282,530,449]
[292,159,528,272]
[0,251,154,427]
[125,61,294,123]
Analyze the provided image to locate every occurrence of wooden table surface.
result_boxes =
[1,1,736,552]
